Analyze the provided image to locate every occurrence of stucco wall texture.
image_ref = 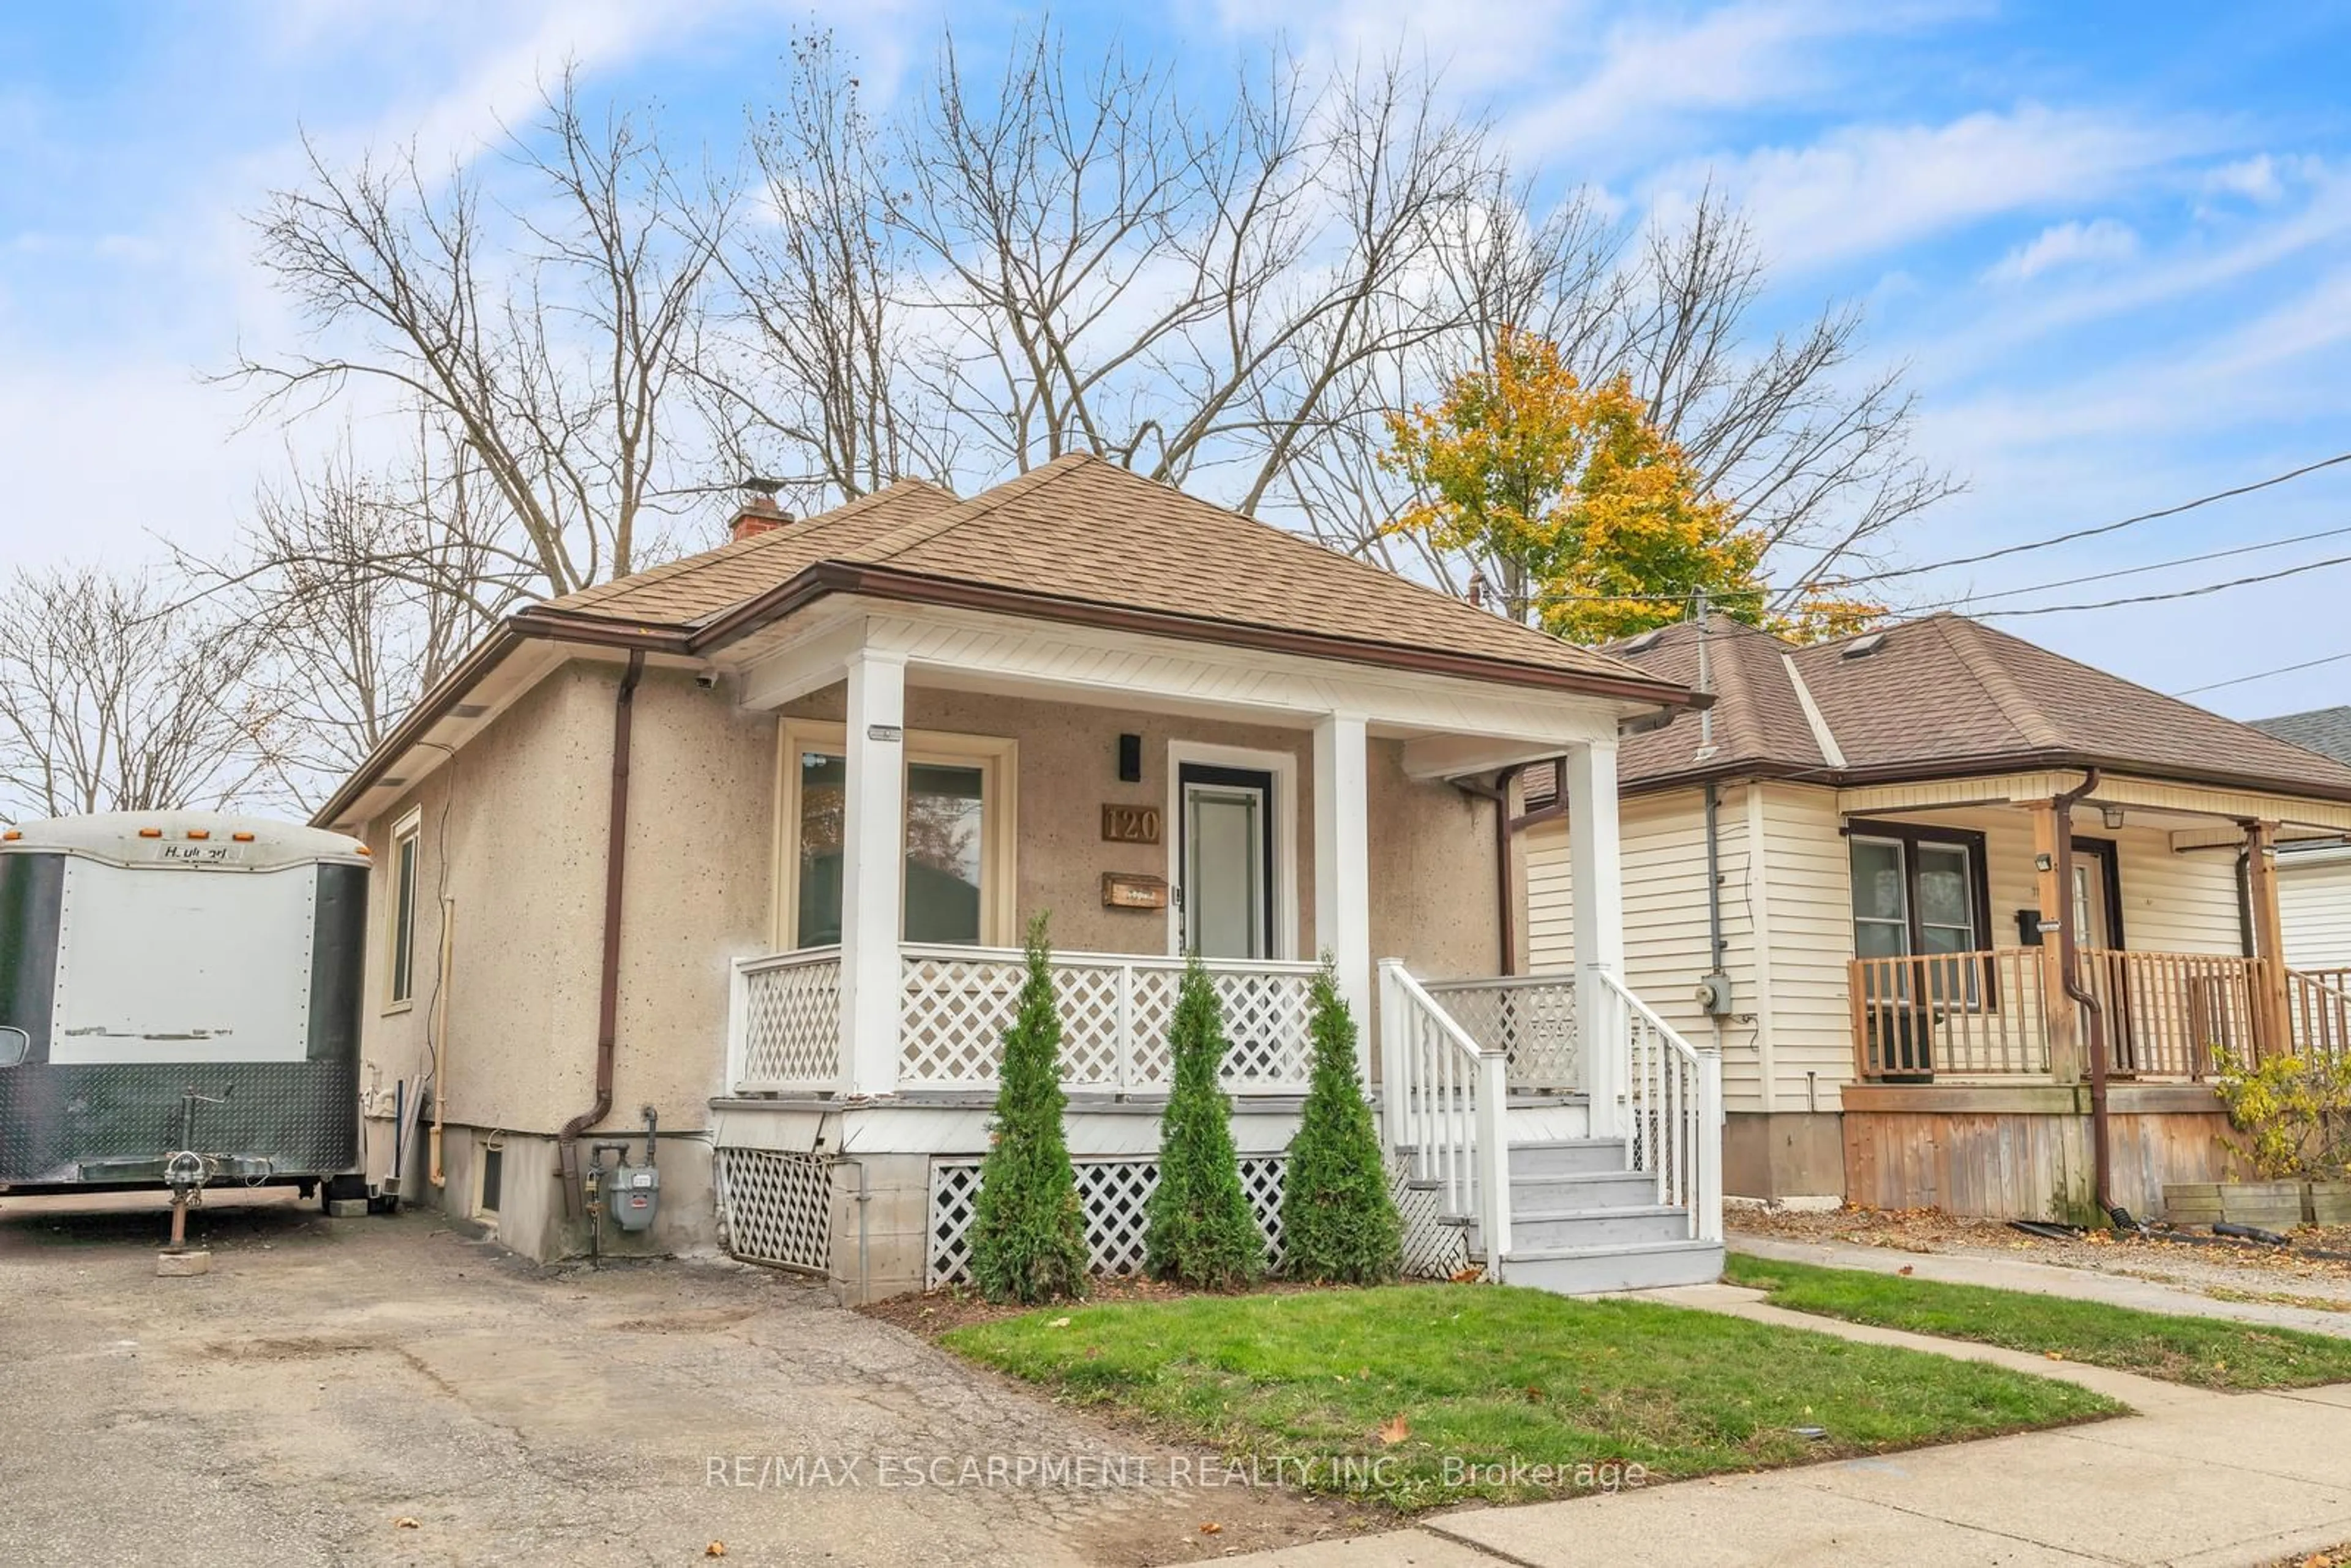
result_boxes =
[357,660,1507,1158]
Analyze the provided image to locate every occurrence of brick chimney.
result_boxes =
[730,481,792,542]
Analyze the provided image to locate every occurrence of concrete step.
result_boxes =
[1499,1239,1726,1295]
[1505,1170,1660,1209]
[1452,1203,1693,1253]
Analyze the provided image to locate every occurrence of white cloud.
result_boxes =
[1654,104,2188,271]
[1985,217,2138,282]
[2207,154,2285,203]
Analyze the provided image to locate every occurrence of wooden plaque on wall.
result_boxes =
[1101,872,1168,910]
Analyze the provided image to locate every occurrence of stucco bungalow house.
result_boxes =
[319,454,1725,1299]
[1513,614,2351,1222]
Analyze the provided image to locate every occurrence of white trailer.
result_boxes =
[0,811,369,1196]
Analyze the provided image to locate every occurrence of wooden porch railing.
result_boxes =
[2289,968,2351,1060]
[1849,948,2052,1079]
[2082,948,2261,1079]
[1848,946,2338,1082]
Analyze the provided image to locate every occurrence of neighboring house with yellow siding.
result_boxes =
[1518,614,2351,1223]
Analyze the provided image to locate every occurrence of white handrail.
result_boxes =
[1600,971,1721,1245]
[1381,958,1511,1270]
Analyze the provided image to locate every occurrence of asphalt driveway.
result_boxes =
[0,1190,1349,1567]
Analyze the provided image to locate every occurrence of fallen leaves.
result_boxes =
[393,1518,419,1531]
[1375,1414,1411,1447]
[705,1542,727,1558]
[1199,1522,1223,1535]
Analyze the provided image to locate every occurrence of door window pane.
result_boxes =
[1187,787,1265,959]
[796,749,845,948]
[906,762,985,945]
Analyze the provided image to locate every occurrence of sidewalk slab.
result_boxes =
[1731,1234,2351,1338]
[1428,1477,2104,1566]
[1217,1531,1505,1566]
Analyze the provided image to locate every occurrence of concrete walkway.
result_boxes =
[1733,1232,2351,1338]
[1219,1282,2351,1568]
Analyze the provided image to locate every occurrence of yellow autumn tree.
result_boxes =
[1380,328,1879,643]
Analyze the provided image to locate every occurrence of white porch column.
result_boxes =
[1567,738,1625,1136]
[1313,713,1373,1078]
[840,651,907,1097]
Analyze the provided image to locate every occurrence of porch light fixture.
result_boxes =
[2101,806,2126,831]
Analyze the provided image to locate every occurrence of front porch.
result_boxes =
[1831,772,2351,1218]
[700,595,1722,1299]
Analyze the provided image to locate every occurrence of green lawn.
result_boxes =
[1723,1253,2351,1390]
[942,1283,2116,1510]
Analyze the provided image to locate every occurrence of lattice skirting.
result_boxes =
[717,1149,834,1274]
[926,1156,1289,1288]
[1390,1153,1472,1281]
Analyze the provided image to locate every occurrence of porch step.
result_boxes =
[1453,1202,1693,1252]
[1504,1170,1661,1209]
[1509,1138,1629,1177]
[1498,1239,1726,1295]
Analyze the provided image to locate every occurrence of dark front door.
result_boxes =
[1178,763,1275,959]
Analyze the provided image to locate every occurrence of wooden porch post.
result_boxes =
[2029,800,2082,1083]
[841,650,907,1097]
[1313,713,1374,1082]
[2246,818,2291,1059]
[1567,739,1625,1138]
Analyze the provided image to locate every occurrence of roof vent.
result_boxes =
[1619,628,1666,654]
[1841,632,1889,659]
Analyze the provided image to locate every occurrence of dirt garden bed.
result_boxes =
[1731,1204,2351,1313]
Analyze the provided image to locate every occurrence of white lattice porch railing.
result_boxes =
[1422,973,1578,1092]
[898,943,1320,1093]
[726,947,846,1094]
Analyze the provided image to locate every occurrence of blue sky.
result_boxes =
[4,1,2350,717]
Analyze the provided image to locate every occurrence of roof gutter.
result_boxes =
[678,560,1711,710]
[1611,748,2351,811]
[325,559,1707,833]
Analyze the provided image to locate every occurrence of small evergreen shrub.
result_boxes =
[1280,962,1403,1283]
[1145,953,1265,1288]
[969,915,1089,1304]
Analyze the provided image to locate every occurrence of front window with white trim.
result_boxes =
[777,721,1015,949]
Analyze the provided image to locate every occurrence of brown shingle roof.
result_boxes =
[529,453,1676,696]
[541,478,961,625]
[1591,612,2351,803]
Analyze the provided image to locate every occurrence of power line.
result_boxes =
[1912,522,2351,612]
[2172,649,2351,699]
[1816,449,2351,590]
[1972,550,2351,619]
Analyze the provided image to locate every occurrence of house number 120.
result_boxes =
[1100,805,1161,844]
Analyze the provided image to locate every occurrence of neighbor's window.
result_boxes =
[1848,823,1985,1004]
[781,723,1014,950]
[389,811,421,1007]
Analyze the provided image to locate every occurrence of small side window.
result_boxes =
[388,811,421,1008]
[478,1141,504,1218]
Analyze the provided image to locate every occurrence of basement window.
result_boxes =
[478,1142,504,1218]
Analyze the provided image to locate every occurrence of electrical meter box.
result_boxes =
[605,1164,660,1232]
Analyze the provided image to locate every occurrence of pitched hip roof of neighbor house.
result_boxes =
[1549,612,2351,805]
[314,454,1698,828]
[2249,706,2351,768]
[514,452,1691,702]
